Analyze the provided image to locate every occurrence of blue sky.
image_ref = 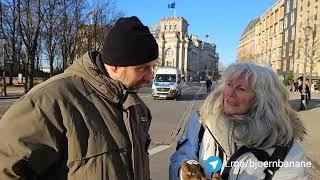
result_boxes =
[115,0,276,66]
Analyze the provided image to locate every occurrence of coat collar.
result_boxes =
[65,52,140,108]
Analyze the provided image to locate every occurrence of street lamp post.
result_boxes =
[301,26,313,110]
[1,39,6,96]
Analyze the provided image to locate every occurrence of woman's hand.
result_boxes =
[180,161,206,180]
[211,172,222,180]
[179,160,222,180]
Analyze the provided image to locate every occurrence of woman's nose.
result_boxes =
[225,87,236,97]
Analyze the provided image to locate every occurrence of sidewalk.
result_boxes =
[0,85,25,99]
[289,91,320,178]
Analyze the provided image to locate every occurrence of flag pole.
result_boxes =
[173,8,176,18]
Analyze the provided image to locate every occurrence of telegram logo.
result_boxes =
[205,156,222,172]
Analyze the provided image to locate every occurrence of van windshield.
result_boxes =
[154,74,176,82]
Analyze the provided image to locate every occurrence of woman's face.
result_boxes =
[223,76,256,116]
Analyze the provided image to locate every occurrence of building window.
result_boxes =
[290,57,294,71]
[284,16,288,29]
[307,0,310,7]
[293,0,297,9]
[289,43,293,56]
[291,11,295,25]
[280,20,283,32]
[286,1,290,13]
[283,60,287,71]
[285,29,289,43]
[165,61,173,67]
[165,48,174,57]
[291,26,296,40]
[282,45,287,57]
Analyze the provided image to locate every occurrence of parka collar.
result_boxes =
[65,52,137,105]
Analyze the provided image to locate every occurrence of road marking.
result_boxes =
[148,145,171,156]
[0,99,18,103]
[183,87,191,91]
[169,85,204,144]
[139,94,152,98]
[0,105,10,108]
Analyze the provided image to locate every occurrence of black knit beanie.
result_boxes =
[101,16,158,66]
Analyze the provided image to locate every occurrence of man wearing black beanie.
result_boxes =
[0,16,158,180]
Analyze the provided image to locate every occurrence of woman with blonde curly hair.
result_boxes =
[169,63,307,180]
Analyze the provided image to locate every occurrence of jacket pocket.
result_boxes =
[67,134,132,180]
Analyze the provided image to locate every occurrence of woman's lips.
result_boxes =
[226,99,238,106]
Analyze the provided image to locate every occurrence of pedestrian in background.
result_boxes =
[299,83,311,104]
[0,16,158,180]
[206,78,212,93]
[169,63,307,179]
[294,80,299,93]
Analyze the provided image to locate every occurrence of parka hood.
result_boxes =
[65,52,130,104]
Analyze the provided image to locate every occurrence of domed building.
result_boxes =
[150,17,219,81]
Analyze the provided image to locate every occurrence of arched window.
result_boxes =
[165,48,174,57]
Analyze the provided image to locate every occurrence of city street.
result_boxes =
[1,83,320,179]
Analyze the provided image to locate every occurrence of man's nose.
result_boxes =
[144,70,153,82]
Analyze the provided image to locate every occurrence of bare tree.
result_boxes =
[0,0,20,85]
[75,0,123,61]
[17,0,44,91]
[307,26,320,87]
[42,0,62,77]
[60,0,85,70]
[297,24,320,87]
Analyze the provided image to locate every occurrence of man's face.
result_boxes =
[118,60,157,90]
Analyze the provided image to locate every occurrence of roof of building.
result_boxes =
[240,18,259,37]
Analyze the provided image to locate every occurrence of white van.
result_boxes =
[152,67,182,99]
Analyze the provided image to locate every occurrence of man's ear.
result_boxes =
[105,64,120,79]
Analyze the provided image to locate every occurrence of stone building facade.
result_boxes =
[237,18,259,62]
[238,0,320,80]
[294,0,320,78]
[151,17,219,81]
[238,0,285,74]
[282,0,298,75]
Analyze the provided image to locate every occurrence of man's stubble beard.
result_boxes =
[119,70,145,90]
